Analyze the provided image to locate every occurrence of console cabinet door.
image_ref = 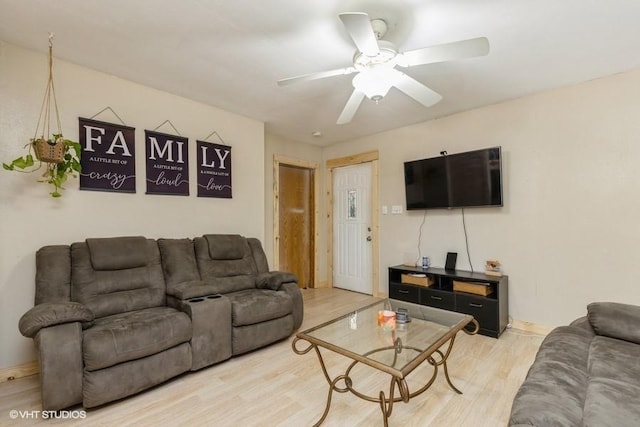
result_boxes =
[455,293,499,335]
[389,283,420,303]
[420,288,455,311]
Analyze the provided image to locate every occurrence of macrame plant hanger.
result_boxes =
[32,33,65,164]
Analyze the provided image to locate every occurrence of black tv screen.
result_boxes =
[404,147,503,210]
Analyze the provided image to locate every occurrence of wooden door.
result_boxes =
[278,164,314,288]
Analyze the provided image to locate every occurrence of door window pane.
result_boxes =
[348,190,357,219]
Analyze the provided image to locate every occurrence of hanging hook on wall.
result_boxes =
[152,119,181,136]
[201,130,227,145]
[88,106,128,126]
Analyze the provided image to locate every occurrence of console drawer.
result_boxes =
[389,283,420,303]
[455,293,498,333]
[420,288,455,311]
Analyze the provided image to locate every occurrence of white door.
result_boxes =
[333,162,373,294]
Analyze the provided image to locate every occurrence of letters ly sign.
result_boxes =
[197,141,232,198]
[145,130,190,195]
[79,118,136,193]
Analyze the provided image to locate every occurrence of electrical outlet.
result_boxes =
[391,205,403,214]
[382,205,388,215]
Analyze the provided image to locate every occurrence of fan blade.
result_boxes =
[338,12,380,57]
[277,67,356,86]
[337,90,366,124]
[394,73,442,108]
[398,37,489,67]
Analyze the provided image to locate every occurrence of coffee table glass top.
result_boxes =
[297,299,473,376]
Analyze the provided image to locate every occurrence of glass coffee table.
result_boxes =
[292,299,479,426]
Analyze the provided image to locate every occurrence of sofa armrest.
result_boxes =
[19,302,94,338]
[256,271,298,290]
[587,302,640,344]
[166,280,221,300]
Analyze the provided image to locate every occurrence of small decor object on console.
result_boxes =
[445,252,457,271]
[485,259,502,276]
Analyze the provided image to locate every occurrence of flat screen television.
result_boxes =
[404,147,503,210]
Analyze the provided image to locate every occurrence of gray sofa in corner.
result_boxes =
[18,234,302,411]
[509,302,640,427]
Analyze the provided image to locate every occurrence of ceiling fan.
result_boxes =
[277,12,490,124]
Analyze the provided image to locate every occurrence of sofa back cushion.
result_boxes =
[35,245,72,305]
[247,238,269,274]
[588,302,640,344]
[157,238,200,288]
[71,237,166,318]
[194,235,257,294]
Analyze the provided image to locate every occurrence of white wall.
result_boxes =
[5,36,640,370]
[322,67,640,328]
[0,41,265,369]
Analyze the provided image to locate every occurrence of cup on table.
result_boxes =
[377,310,396,330]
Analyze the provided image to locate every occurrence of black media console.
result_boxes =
[389,265,509,338]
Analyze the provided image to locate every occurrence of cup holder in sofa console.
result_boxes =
[188,298,205,303]
[206,295,222,299]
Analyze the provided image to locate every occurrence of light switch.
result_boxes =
[391,205,403,214]
[382,205,388,215]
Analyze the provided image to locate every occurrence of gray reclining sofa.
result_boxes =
[509,302,640,426]
[19,234,303,410]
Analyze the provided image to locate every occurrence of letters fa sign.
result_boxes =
[78,118,136,193]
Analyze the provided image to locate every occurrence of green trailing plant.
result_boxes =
[4,35,81,198]
[3,134,81,198]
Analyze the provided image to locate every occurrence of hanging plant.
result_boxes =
[2,34,81,198]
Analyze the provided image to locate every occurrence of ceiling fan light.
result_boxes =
[352,68,400,101]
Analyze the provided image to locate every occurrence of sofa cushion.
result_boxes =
[86,236,148,270]
[583,378,640,427]
[83,307,192,371]
[194,236,258,293]
[71,239,166,318]
[588,302,640,344]
[157,238,200,287]
[588,335,640,385]
[203,234,246,260]
[509,326,592,427]
[226,289,293,327]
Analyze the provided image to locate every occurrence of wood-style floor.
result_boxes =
[0,288,544,426]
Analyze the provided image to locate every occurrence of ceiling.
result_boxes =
[1,1,640,146]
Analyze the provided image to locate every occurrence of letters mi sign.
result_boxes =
[145,130,189,196]
[197,140,232,198]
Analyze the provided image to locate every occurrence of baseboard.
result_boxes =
[511,319,553,336]
[314,280,329,288]
[0,360,38,383]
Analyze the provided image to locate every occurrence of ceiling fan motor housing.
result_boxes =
[370,18,388,39]
[353,40,398,70]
